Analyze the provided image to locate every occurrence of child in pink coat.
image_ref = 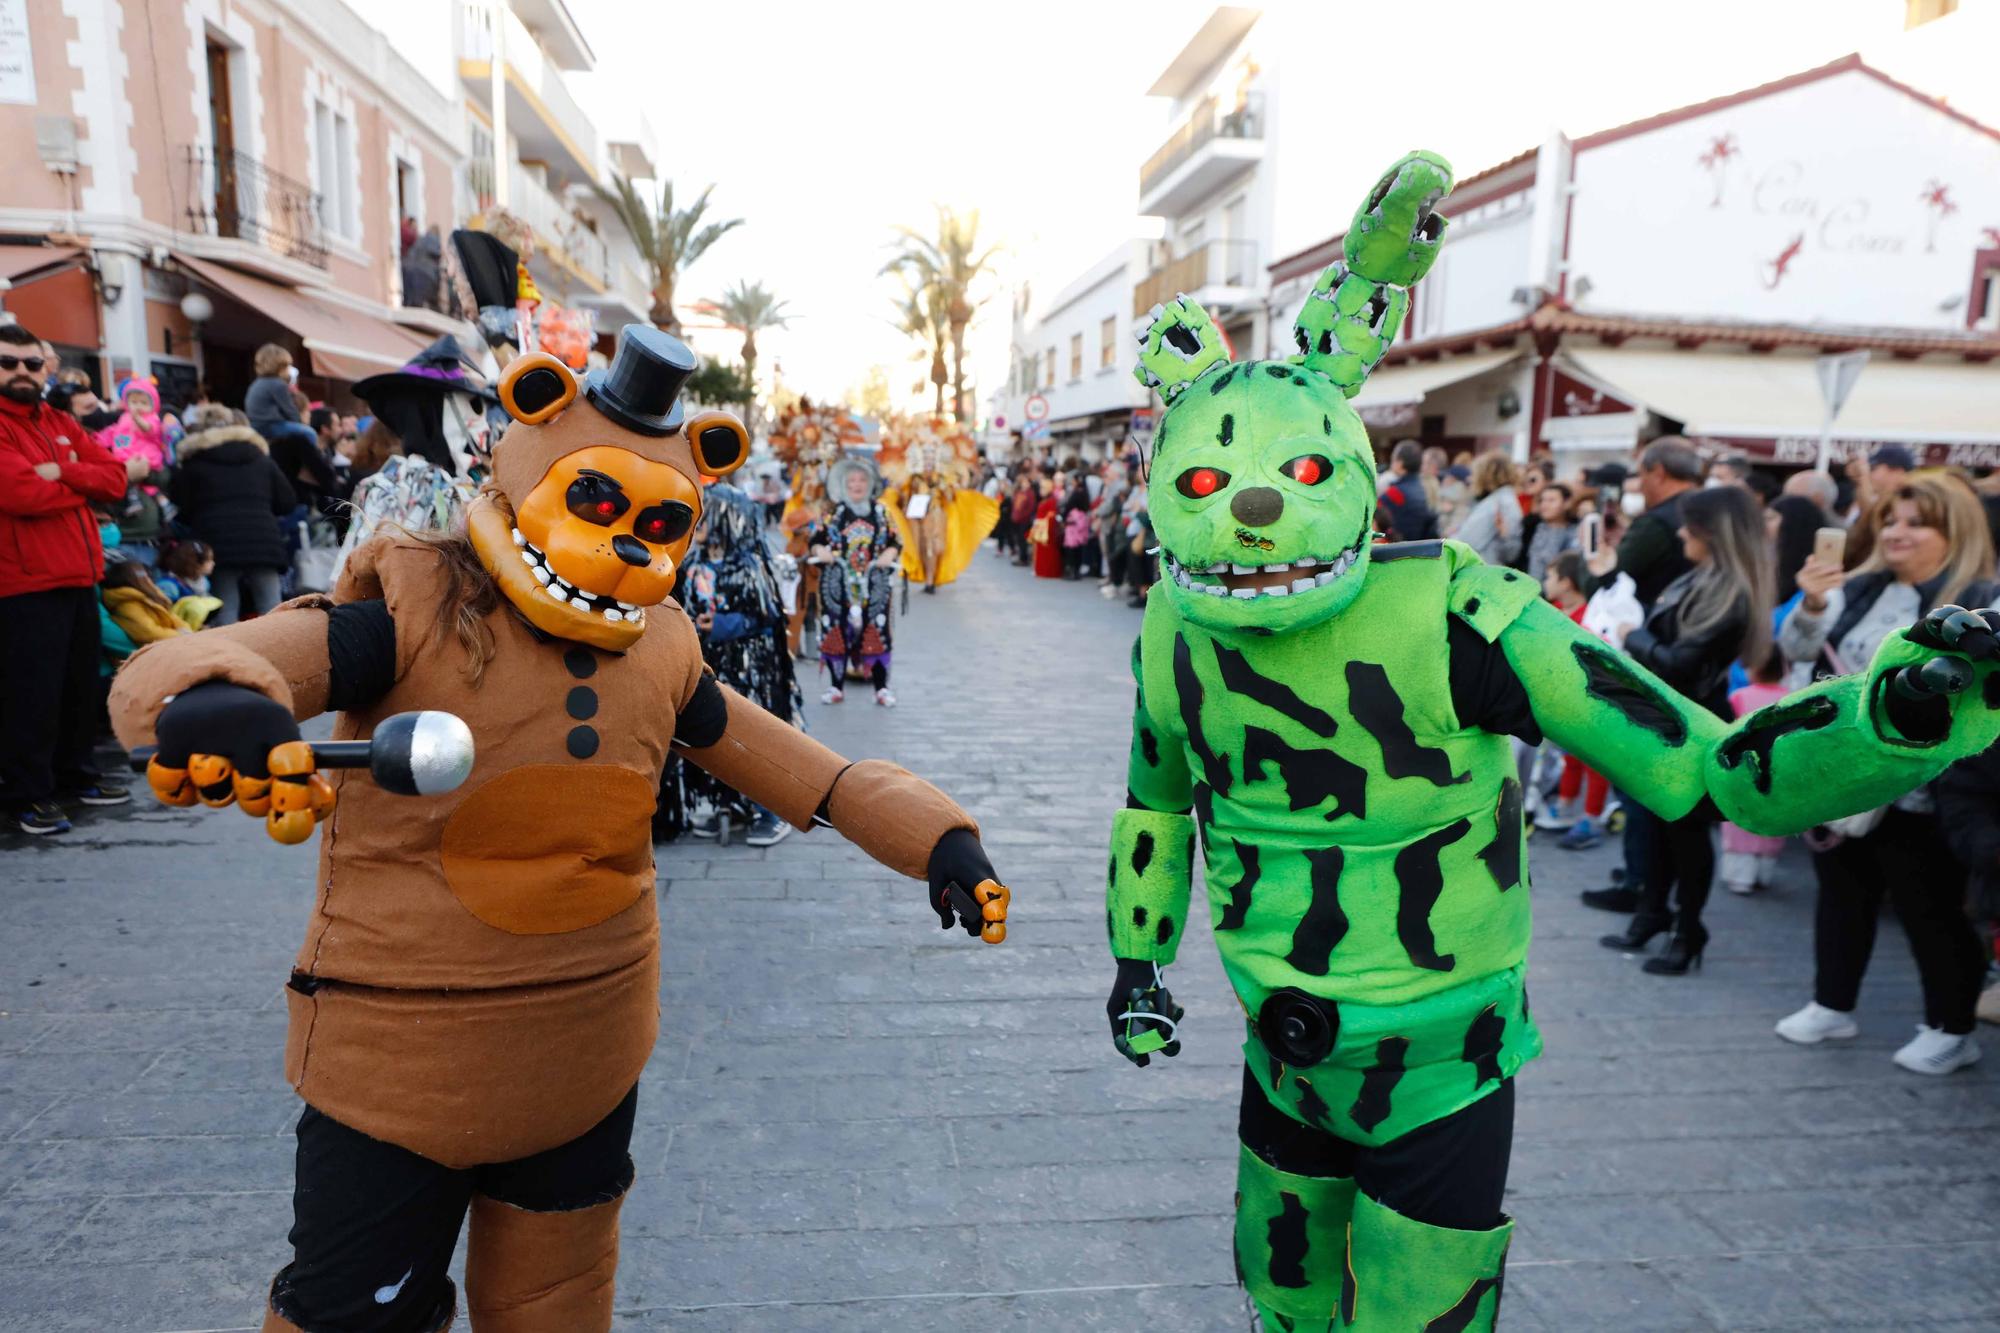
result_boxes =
[1721,651,1791,893]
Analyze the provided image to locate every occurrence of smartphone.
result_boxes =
[1578,512,1603,562]
[1814,526,1847,566]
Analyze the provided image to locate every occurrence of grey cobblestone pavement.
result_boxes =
[3,551,1998,1331]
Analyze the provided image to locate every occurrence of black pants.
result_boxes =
[270,1088,637,1332]
[1621,799,1656,888]
[1641,809,1716,932]
[0,586,104,807]
[1239,1066,1512,1232]
[1812,807,1985,1034]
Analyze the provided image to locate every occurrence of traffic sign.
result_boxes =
[1025,394,1050,422]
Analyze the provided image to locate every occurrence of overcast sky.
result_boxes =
[352,0,1978,413]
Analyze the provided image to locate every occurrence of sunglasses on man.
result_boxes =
[0,355,47,372]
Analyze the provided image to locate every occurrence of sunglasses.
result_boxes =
[0,355,46,372]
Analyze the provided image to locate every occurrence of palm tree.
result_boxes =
[881,206,999,422]
[890,275,950,416]
[702,280,792,401]
[593,175,743,335]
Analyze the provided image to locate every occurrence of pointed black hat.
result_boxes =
[583,324,695,437]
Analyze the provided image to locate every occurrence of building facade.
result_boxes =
[1265,56,2000,468]
[1,0,466,407]
[992,241,1152,464]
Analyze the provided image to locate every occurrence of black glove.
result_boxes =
[1107,956,1183,1067]
[154,682,302,781]
[926,827,1010,942]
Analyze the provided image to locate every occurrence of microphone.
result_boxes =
[130,711,475,797]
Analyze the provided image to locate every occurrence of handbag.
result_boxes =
[292,516,341,594]
[1028,516,1051,546]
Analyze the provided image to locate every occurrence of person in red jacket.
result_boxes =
[0,323,140,834]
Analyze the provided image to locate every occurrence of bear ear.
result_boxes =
[497,353,578,425]
[685,409,750,478]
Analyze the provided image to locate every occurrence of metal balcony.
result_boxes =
[1133,240,1260,317]
[183,145,328,269]
[1138,93,1265,217]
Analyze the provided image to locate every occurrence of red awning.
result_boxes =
[175,254,427,381]
[0,245,84,288]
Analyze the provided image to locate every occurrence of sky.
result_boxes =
[349,0,1983,414]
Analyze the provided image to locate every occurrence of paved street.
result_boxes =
[3,550,1999,1332]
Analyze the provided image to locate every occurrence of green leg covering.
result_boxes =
[1339,1190,1512,1331]
[1235,1142,1356,1333]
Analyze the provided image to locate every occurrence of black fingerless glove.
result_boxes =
[926,827,995,933]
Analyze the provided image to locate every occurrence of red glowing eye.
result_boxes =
[1282,455,1332,486]
[597,500,616,516]
[1177,466,1230,499]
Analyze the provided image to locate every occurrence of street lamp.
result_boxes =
[180,290,213,379]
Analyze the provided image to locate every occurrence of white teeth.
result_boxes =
[1315,571,1337,585]
[545,586,568,603]
[1294,556,1319,568]
[512,527,526,547]
[603,608,624,622]
[1263,584,1289,597]
[1204,584,1228,596]
[519,551,537,568]
[1231,563,1259,575]
[1264,564,1289,573]
[1291,577,1317,594]
[1232,587,1257,599]
[531,565,553,585]
[617,601,636,611]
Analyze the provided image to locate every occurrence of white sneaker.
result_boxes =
[1775,1002,1860,1045]
[1533,801,1571,832]
[1723,880,1758,896]
[1892,1025,1981,1076]
[821,687,845,705]
[874,688,896,707]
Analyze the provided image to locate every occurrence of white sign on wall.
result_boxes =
[0,0,34,107]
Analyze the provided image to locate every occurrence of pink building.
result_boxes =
[0,0,465,408]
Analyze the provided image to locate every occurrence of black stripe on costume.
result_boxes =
[1348,1036,1409,1134]
[1571,640,1689,745]
[673,673,730,749]
[1393,820,1469,972]
[1476,778,1524,892]
[1424,1276,1503,1333]
[1213,641,1339,738]
[1242,725,1368,824]
[1463,1003,1506,1089]
[1284,846,1348,975]
[1267,1193,1311,1289]
[1346,661,1465,787]
[1216,839,1259,931]
[1173,634,1233,794]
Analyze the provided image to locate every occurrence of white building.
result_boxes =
[992,241,1152,464]
[1134,5,1344,362]
[1265,55,2000,468]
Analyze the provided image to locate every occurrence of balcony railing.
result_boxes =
[183,145,328,268]
[1139,92,1264,199]
[460,0,601,180]
[463,159,609,291]
[1133,240,1260,316]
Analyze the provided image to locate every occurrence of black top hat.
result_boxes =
[584,324,695,437]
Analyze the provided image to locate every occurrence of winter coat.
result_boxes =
[244,375,301,440]
[167,425,297,571]
[97,378,181,475]
[101,586,190,644]
[1623,568,1749,719]
[1378,470,1438,542]
[0,395,130,597]
[1934,745,2000,920]
[1455,486,1521,567]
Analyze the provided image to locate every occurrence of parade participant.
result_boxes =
[109,325,1010,1333]
[811,454,903,706]
[1102,152,2000,1332]
[656,481,804,847]
[879,414,999,592]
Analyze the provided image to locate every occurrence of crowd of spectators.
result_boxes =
[0,325,397,836]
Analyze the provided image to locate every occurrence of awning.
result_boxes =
[0,245,83,288]
[1349,349,1522,427]
[175,254,428,381]
[1564,346,2000,466]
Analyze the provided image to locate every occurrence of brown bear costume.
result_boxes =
[109,327,1008,1332]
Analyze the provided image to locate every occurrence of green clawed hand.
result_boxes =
[1133,295,1229,400]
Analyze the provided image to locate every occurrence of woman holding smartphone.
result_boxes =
[1774,473,1995,1074]
[1600,486,1772,974]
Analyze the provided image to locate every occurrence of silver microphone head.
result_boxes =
[370,711,476,796]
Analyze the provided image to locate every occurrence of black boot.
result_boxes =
[1643,922,1710,975]
[1581,886,1640,913]
[1600,912,1671,951]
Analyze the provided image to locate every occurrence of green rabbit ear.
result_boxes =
[1296,150,1454,395]
[1133,294,1231,403]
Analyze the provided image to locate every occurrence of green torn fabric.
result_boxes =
[1106,807,1196,963]
[1236,1141,1356,1331]
[1339,1189,1511,1331]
